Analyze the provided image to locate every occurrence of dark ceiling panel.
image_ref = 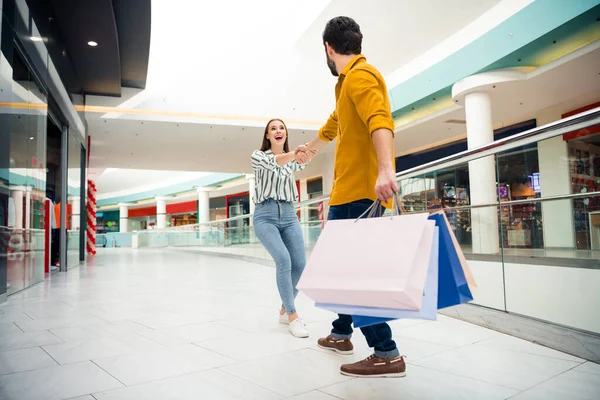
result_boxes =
[26,0,151,97]
[112,0,151,89]
[48,0,122,96]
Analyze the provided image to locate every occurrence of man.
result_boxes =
[301,16,405,378]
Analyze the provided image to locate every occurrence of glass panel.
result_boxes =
[0,40,48,295]
[66,133,81,269]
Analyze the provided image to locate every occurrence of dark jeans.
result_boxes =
[328,199,399,358]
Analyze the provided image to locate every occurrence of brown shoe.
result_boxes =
[341,354,406,378]
[317,335,354,355]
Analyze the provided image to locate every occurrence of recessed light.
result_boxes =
[29,136,34,140]
[87,41,98,47]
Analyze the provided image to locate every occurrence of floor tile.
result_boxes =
[0,311,33,324]
[573,361,600,375]
[478,335,585,363]
[131,312,219,330]
[0,330,63,352]
[93,369,282,400]
[41,333,162,365]
[0,361,123,400]
[510,370,600,400]
[50,320,153,342]
[321,364,518,400]
[0,347,58,375]
[286,391,340,400]
[197,331,311,361]
[221,348,352,397]
[395,316,500,347]
[93,344,235,386]
[0,322,24,336]
[413,343,581,390]
[159,321,246,344]
[15,314,107,332]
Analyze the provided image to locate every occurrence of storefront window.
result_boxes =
[66,132,82,268]
[568,135,600,250]
[0,39,48,294]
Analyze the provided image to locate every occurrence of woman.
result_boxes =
[251,118,316,338]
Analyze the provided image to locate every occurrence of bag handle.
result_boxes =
[354,193,405,222]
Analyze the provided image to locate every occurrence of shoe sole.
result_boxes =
[318,344,354,355]
[289,331,309,338]
[340,370,407,378]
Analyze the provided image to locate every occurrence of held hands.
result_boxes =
[294,144,317,164]
[375,166,399,202]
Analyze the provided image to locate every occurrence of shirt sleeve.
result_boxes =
[251,150,293,176]
[291,160,307,172]
[318,111,339,142]
[346,69,395,136]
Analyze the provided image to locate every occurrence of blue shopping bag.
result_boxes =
[316,227,439,328]
[429,213,473,309]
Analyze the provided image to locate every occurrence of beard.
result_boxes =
[326,53,338,77]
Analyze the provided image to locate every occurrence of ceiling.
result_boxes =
[87,43,600,176]
[27,0,151,96]
[294,0,501,76]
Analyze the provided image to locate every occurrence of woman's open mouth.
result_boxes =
[275,135,284,141]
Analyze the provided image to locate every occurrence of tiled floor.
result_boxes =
[0,248,598,400]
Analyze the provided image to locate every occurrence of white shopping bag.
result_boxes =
[297,211,436,310]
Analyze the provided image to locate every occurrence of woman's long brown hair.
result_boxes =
[260,118,290,153]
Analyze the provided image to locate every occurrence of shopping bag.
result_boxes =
[428,212,474,309]
[297,202,436,310]
[430,211,476,292]
[316,227,439,327]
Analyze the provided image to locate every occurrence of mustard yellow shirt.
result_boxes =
[319,55,395,206]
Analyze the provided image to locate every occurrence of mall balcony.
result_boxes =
[2,0,600,399]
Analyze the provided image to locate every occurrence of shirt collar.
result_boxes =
[340,54,366,77]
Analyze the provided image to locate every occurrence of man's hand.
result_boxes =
[294,144,318,157]
[375,166,399,202]
[294,145,317,164]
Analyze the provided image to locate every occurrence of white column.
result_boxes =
[299,178,309,223]
[10,189,24,229]
[246,174,256,225]
[118,203,131,233]
[70,196,81,231]
[196,188,212,225]
[156,197,168,229]
[538,136,575,248]
[465,91,500,254]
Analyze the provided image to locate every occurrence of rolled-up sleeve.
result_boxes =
[346,69,394,136]
[318,111,339,142]
[251,150,293,176]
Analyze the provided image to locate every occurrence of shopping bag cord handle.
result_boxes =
[354,193,405,222]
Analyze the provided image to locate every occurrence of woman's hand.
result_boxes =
[294,145,317,164]
[295,151,311,164]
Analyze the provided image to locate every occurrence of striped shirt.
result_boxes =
[251,149,306,204]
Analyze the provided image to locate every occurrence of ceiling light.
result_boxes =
[87,41,98,47]
[30,36,43,42]
[29,136,34,140]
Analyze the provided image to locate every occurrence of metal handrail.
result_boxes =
[144,107,599,231]
[398,106,600,180]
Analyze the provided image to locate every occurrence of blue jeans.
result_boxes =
[328,199,399,359]
[254,199,306,315]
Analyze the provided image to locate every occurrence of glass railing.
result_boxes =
[0,228,45,295]
[114,107,600,334]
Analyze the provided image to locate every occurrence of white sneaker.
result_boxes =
[279,313,289,325]
[289,319,309,338]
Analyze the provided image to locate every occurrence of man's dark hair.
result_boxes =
[322,16,362,55]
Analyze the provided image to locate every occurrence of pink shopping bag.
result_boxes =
[297,213,436,310]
